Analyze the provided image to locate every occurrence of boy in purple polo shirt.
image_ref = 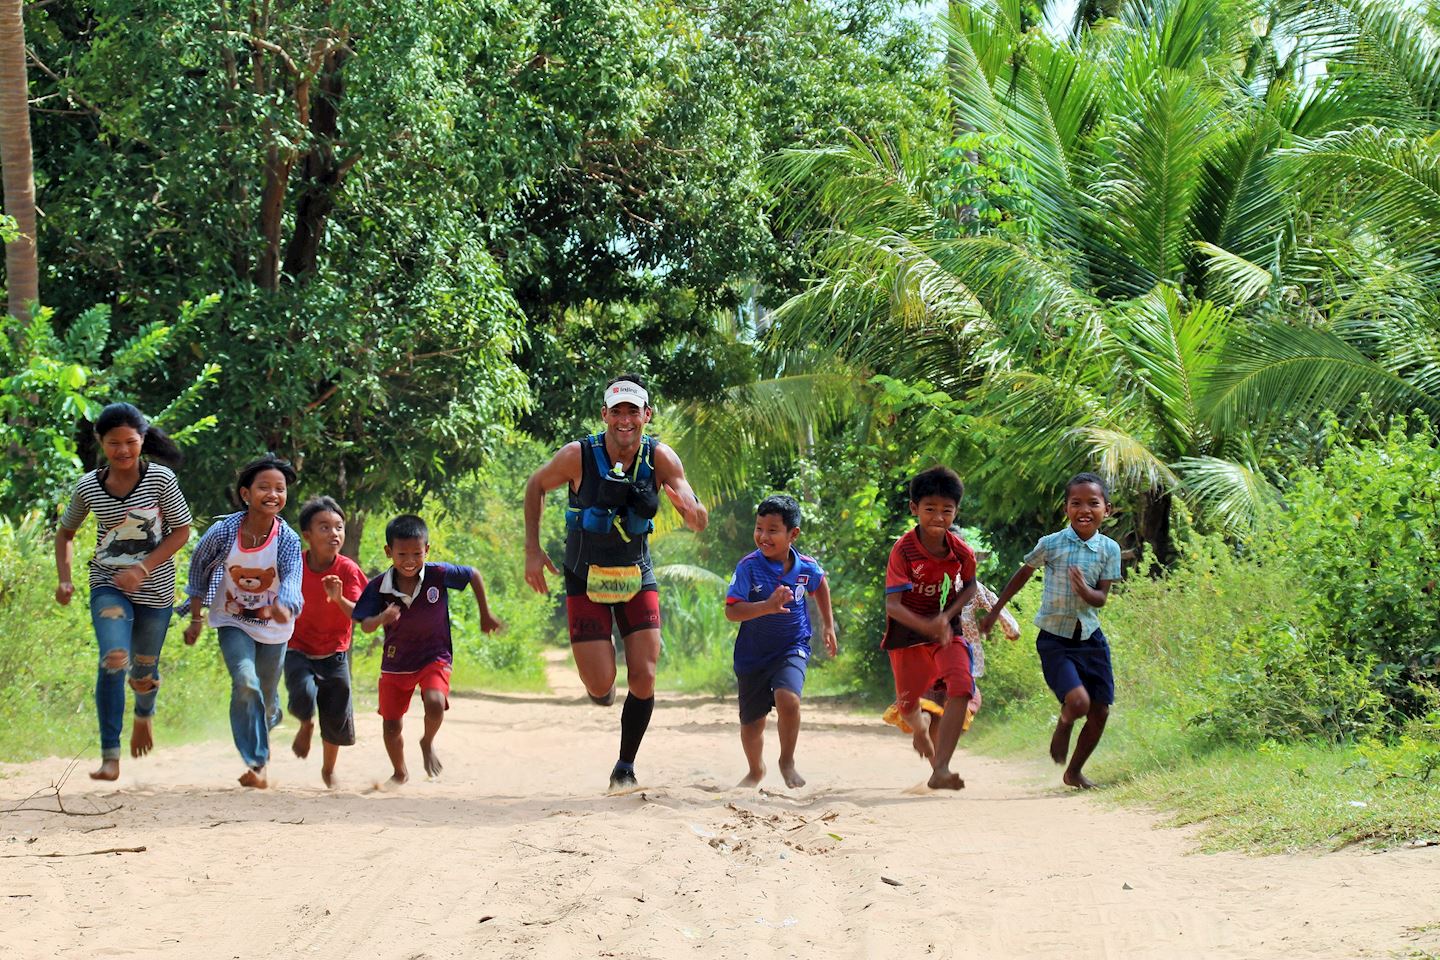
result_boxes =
[353,514,503,785]
[725,495,837,789]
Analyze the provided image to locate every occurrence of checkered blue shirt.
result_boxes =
[1024,527,1122,638]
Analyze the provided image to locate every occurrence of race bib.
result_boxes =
[586,564,643,604]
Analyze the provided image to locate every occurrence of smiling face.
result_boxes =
[601,401,651,454]
[753,511,799,564]
[99,427,144,474]
[303,510,345,562]
[910,494,959,546]
[385,536,429,579]
[241,469,289,520]
[1065,481,1109,540]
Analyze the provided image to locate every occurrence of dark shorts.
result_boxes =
[283,650,355,746]
[1036,628,1115,706]
[736,651,808,725]
[564,569,661,644]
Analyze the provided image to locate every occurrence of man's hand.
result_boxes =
[822,627,838,657]
[112,564,148,594]
[183,619,204,645]
[481,611,506,633]
[270,604,292,625]
[322,574,344,603]
[931,615,953,647]
[55,580,75,606]
[1068,566,1100,605]
[379,604,402,627]
[769,584,796,613]
[525,543,560,594]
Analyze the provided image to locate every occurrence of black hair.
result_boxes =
[92,402,184,469]
[299,495,345,531]
[1065,471,1110,502]
[385,513,429,545]
[235,453,297,503]
[909,465,964,505]
[756,494,802,530]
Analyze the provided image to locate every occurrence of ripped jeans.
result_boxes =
[90,587,172,760]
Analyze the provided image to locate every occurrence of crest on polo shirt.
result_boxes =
[427,586,440,604]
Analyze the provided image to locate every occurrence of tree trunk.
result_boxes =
[0,0,38,323]
[281,44,350,280]
[1135,488,1173,574]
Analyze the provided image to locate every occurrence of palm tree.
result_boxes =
[760,0,1440,564]
[0,0,37,323]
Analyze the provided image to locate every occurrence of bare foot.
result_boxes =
[89,758,120,781]
[321,767,336,789]
[1063,770,1097,790]
[238,767,269,789]
[737,764,765,788]
[1049,717,1074,764]
[926,769,965,790]
[130,717,153,758]
[779,762,806,789]
[419,738,442,778]
[291,721,314,759]
[911,713,934,761]
[381,771,408,791]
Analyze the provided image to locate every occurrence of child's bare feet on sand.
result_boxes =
[779,762,806,789]
[911,712,934,760]
[737,764,765,788]
[130,717,153,758]
[291,720,314,759]
[381,771,408,791]
[238,766,269,789]
[321,766,336,788]
[1063,770,1097,789]
[1049,717,1074,764]
[927,769,965,790]
[419,738,442,778]
[89,758,120,781]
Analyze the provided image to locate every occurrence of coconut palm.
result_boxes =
[0,0,37,322]
[760,0,1440,563]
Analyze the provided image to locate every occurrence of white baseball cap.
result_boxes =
[604,380,649,409]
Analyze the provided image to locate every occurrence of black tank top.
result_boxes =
[563,433,657,583]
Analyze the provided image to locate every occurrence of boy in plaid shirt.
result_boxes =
[981,473,1122,789]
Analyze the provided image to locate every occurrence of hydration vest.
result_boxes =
[565,433,659,541]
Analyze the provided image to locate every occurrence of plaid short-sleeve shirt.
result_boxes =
[1024,527,1122,638]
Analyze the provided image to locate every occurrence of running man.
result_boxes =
[524,374,708,791]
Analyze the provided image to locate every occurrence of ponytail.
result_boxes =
[92,402,184,469]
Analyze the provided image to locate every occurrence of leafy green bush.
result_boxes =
[1261,422,1440,712]
[1191,619,1385,743]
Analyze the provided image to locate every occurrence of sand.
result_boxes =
[3,653,1438,960]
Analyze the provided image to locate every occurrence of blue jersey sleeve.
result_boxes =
[442,563,475,590]
[351,578,385,621]
[726,557,753,604]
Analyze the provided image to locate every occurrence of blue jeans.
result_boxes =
[90,587,171,760]
[217,626,287,769]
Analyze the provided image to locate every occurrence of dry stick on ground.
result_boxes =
[0,846,146,859]
[3,756,123,818]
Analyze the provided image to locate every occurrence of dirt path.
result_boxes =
[3,652,1438,960]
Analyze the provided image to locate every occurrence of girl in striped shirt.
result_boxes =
[55,403,193,782]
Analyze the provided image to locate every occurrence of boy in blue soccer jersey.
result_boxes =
[981,473,1123,789]
[725,495,837,789]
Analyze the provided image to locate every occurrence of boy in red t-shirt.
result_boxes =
[285,496,368,787]
[883,466,977,791]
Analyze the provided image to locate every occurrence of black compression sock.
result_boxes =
[618,693,655,764]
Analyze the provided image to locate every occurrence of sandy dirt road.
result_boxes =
[3,654,1439,960]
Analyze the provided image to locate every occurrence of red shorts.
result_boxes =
[565,588,662,644]
[888,640,972,712]
[377,660,451,720]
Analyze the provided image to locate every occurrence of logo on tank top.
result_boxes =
[427,586,440,604]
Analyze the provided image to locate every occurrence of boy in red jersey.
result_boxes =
[883,466,977,790]
[285,496,368,787]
